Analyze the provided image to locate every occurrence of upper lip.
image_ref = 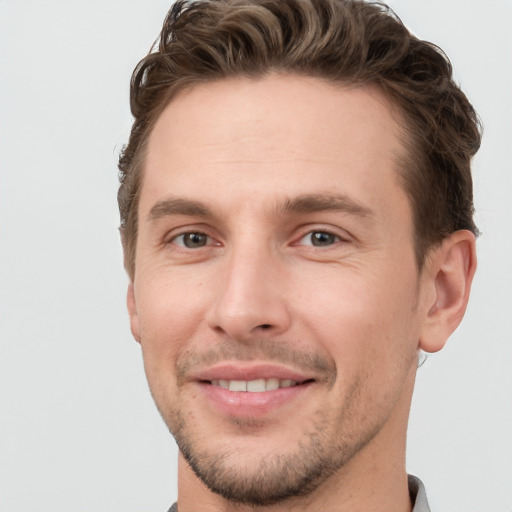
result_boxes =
[189,363,314,383]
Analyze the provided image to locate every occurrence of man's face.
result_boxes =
[129,75,432,505]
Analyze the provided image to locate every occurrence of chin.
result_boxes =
[166,403,378,507]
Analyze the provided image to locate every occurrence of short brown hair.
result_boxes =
[118,0,481,278]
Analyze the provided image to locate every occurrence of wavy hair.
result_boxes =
[118,0,481,278]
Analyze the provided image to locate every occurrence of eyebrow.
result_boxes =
[278,194,374,218]
[147,197,214,221]
[147,193,374,222]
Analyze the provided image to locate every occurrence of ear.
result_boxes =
[127,283,141,344]
[419,230,477,353]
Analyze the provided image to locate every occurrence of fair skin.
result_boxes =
[127,75,476,512]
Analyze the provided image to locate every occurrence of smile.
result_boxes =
[190,363,317,416]
[210,378,300,392]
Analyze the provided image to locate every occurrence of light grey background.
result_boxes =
[0,1,510,510]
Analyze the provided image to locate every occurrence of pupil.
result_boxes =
[312,232,335,246]
[184,233,206,248]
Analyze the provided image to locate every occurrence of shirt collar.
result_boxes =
[409,474,431,512]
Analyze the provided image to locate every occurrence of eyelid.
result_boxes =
[172,233,211,248]
[292,225,351,246]
[163,224,221,247]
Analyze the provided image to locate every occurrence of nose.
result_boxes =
[206,244,292,342]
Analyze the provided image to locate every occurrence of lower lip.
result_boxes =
[197,381,313,418]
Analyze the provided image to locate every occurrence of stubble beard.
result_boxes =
[158,379,382,507]
[170,409,373,506]
[147,340,412,507]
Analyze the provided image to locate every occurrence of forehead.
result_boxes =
[143,74,408,220]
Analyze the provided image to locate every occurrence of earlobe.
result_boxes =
[419,230,477,353]
[127,283,141,344]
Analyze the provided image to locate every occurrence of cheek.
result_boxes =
[293,264,420,373]
[135,271,210,373]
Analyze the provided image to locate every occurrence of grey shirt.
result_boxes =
[408,474,431,512]
[167,474,431,511]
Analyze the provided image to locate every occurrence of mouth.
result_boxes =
[206,377,311,392]
[191,364,317,418]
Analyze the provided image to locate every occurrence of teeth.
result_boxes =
[210,378,299,392]
[229,380,247,392]
[265,378,279,391]
[247,379,266,392]
[218,379,229,390]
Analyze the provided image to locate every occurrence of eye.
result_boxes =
[172,232,211,249]
[298,230,341,247]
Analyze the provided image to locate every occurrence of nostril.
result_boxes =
[259,324,272,329]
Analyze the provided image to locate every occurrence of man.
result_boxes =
[118,1,481,510]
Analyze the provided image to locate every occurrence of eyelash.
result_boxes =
[166,227,347,252]
[170,231,216,249]
[296,230,343,247]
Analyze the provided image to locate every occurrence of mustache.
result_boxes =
[176,339,337,386]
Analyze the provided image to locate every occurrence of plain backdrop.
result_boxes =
[0,1,511,511]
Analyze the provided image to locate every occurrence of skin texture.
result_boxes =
[127,75,476,512]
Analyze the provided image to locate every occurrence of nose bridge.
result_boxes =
[207,235,290,340]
